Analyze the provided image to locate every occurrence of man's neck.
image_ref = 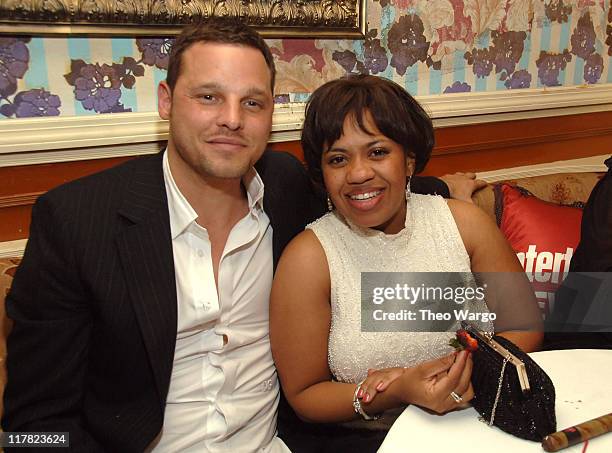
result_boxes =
[167,148,251,287]
[167,148,249,231]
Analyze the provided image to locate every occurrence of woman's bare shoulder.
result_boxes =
[445,198,494,229]
[282,229,327,264]
[274,229,331,298]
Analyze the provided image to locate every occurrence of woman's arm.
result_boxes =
[447,200,543,352]
[270,230,474,423]
[271,229,355,422]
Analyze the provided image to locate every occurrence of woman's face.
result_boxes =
[322,112,415,234]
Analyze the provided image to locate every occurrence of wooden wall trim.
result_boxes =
[0,193,42,209]
[1,105,610,169]
[1,84,611,167]
[477,154,609,182]
[0,239,26,258]
[420,84,612,119]
[434,111,612,156]
[2,156,604,250]
[1,111,611,242]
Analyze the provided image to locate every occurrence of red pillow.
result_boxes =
[495,184,583,318]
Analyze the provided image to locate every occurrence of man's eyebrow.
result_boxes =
[191,83,269,98]
[244,87,271,98]
[192,82,222,91]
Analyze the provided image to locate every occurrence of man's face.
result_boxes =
[158,42,274,181]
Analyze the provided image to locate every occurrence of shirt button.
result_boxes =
[197,249,204,257]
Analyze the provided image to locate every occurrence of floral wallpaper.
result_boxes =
[1,0,611,119]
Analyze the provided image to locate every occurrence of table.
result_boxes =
[379,349,612,452]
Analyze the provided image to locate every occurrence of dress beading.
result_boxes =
[307,194,493,385]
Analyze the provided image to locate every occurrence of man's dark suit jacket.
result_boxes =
[544,156,612,351]
[3,150,448,452]
[3,150,324,451]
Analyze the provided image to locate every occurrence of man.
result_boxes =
[4,20,316,452]
[569,155,612,273]
[3,21,483,452]
[544,155,612,350]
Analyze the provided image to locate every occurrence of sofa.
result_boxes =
[0,171,603,421]
[0,258,18,419]
[472,171,602,222]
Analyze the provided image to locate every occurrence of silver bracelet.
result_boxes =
[352,381,380,421]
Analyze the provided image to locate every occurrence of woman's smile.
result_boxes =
[345,188,385,211]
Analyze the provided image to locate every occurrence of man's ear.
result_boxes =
[158,81,172,120]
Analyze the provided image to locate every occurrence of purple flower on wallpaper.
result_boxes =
[274,94,290,104]
[332,50,366,75]
[136,38,173,70]
[584,53,603,84]
[608,8,612,56]
[535,50,571,86]
[12,89,61,117]
[333,50,359,73]
[545,0,572,24]
[491,31,526,75]
[504,70,532,89]
[0,103,13,117]
[0,38,29,98]
[363,36,389,74]
[465,48,494,78]
[388,15,429,76]
[375,0,392,7]
[65,59,129,113]
[443,81,471,93]
[113,57,145,89]
[425,56,442,71]
[571,14,596,59]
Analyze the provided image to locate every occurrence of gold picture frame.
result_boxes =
[0,0,366,38]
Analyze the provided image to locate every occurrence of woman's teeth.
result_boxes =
[349,190,382,200]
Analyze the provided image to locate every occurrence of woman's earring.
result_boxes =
[327,195,334,211]
[405,175,412,201]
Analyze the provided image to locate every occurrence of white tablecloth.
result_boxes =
[380,349,612,452]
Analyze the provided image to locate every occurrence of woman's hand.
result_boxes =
[396,351,474,413]
[359,367,406,404]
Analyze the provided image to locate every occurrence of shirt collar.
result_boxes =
[243,165,265,212]
[163,150,266,240]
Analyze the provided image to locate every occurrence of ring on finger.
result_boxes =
[450,391,463,403]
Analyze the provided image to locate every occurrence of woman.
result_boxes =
[270,75,542,443]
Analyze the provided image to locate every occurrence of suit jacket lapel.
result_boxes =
[116,153,177,407]
[257,151,327,270]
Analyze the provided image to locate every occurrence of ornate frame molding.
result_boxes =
[0,0,366,38]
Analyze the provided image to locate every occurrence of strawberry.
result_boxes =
[449,329,478,352]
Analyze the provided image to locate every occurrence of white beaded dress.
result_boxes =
[307,194,492,387]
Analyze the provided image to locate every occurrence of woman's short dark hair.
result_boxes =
[167,19,276,93]
[301,75,434,185]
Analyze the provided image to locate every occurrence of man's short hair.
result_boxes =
[301,74,434,186]
[166,20,276,93]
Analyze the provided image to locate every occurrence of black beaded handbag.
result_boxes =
[461,322,557,442]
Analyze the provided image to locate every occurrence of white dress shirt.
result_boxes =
[151,151,289,452]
